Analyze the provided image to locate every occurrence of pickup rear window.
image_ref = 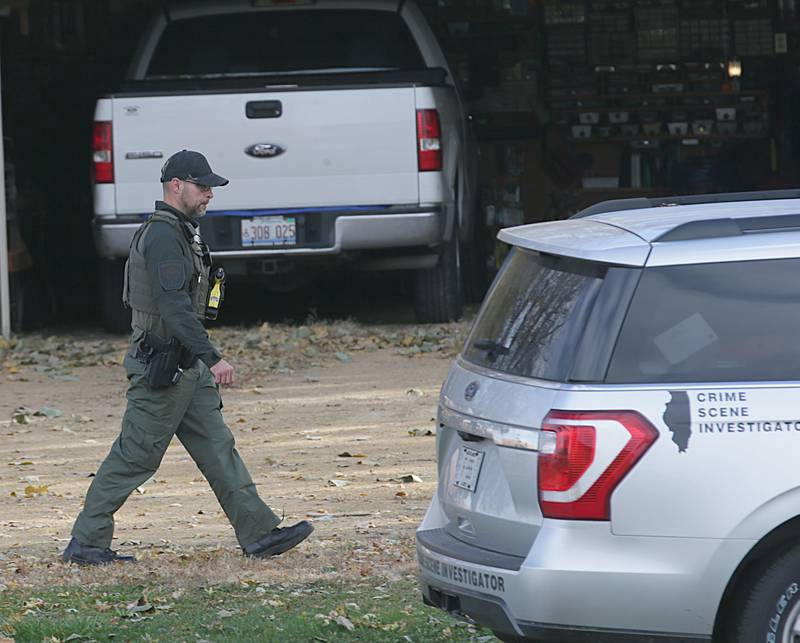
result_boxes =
[146,10,426,78]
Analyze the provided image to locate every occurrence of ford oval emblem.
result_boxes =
[245,143,285,158]
[464,381,480,401]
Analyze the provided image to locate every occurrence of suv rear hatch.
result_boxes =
[111,7,433,214]
[436,247,641,556]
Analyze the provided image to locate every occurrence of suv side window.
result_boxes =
[147,11,425,78]
[607,258,800,383]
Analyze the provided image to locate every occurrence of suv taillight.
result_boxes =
[416,109,442,172]
[93,121,114,184]
[538,410,658,520]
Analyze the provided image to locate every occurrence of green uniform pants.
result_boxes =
[71,357,280,549]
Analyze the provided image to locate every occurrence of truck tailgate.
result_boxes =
[111,88,420,214]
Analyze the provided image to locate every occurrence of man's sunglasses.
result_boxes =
[182,179,213,193]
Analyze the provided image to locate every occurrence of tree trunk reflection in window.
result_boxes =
[464,250,606,381]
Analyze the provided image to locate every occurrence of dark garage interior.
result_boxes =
[3,0,800,331]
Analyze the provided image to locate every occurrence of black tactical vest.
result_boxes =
[122,209,210,336]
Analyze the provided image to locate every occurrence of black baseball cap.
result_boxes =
[160,150,229,187]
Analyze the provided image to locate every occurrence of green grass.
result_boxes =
[0,579,492,642]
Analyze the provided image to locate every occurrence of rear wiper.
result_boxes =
[472,338,510,355]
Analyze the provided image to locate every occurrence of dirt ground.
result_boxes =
[0,326,460,591]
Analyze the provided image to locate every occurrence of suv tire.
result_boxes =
[732,545,800,642]
[100,258,131,334]
[414,225,463,323]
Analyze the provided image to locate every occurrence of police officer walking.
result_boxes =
[62,150,313,565]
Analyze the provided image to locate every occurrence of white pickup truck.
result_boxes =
[91,0,478,332]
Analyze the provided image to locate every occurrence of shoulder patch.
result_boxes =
[158,260,186,291]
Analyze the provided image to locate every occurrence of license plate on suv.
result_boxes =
[241,216,296,247]
[454,446,485,492]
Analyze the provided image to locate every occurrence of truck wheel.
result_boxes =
[730,545,800,642]
[414,229,464,323]
[100,258,131,334]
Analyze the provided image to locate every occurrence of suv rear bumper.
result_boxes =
[416,498,750,642]
[92,206,444,260]
[420,580,708,643]
[417,537,712,643]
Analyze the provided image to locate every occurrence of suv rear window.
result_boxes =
[607,258,800,383]
[146,11,425,78]
[463,249,609,381]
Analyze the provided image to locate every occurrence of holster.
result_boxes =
[138,331,193,389]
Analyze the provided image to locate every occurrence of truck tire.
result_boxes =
[414,230,464,323]
[100,258,131,334]
[730,544,800,642]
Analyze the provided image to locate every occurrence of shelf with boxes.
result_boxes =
[553,90,768,141]
[545,62,741,101]
[542,0,780,64]
[417,0,537,22]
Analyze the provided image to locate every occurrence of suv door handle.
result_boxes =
[246,101,282,119]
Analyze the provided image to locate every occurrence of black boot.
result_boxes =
[243,521,314,558]
[61,537,136,565]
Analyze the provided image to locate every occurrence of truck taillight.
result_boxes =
[416,109,442,172]
[538,410,658,521]
[93,121,114,184]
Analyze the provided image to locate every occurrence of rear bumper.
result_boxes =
[417,537,712,643]
[416,497,750,642]
[92,206,444,260]
[420,580,708,643]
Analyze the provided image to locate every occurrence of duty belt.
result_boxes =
[137,331,197,370]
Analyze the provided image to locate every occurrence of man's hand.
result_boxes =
[210,358,235,386]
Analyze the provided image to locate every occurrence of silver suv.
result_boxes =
[417,190,800,643]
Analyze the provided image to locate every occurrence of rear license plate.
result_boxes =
[241,216,296,247]
[454,446,485,492]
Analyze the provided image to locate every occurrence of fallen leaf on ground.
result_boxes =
[395,474,422,483]
[126,597,154,614]
[36,406,62,418]
[335,615,355,631]
[24,484,48,497]
[12,407,32,424]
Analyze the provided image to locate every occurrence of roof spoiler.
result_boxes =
[570,189,800,219]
